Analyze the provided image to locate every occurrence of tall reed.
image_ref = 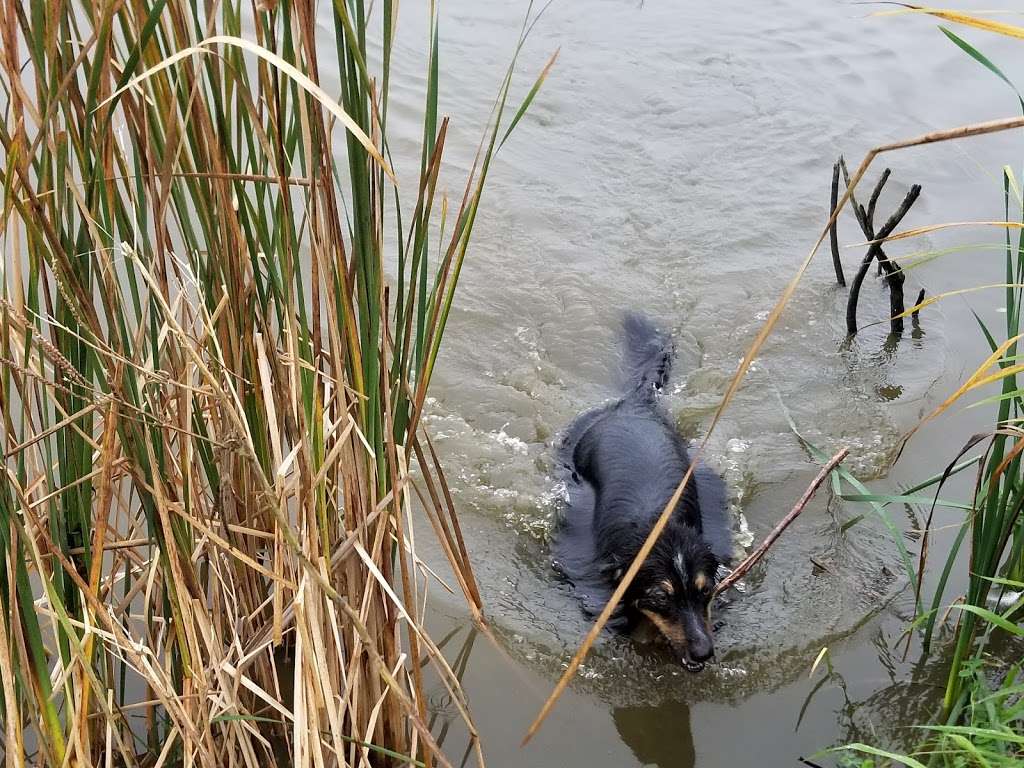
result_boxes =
[0,0,551,765]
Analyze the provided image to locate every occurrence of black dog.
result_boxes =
[552,313,731,671]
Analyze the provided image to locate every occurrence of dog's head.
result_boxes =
[631,528,718,671]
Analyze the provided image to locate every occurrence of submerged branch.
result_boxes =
[867,167,891,227]
[844,174,921,336]
[830,161,845,286]
[912,288,926,326]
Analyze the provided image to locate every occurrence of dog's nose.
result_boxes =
[689,639,714,663]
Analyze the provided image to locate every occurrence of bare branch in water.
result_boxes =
[912,287,926,327]
[867,167,891,226]
[712,448,849,599]
[844,173,921,336]
[830,161,845,286]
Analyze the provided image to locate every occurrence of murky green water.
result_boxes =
[330,2,1024,765]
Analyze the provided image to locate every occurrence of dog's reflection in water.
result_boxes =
[613,699,696,768]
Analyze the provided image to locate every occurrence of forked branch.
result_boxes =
[830,161,845,286]
[838,157,921,335]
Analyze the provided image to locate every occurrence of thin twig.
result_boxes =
[712,448,849,599]
[839,157,870,235]
[868,168,892,277]
[830,161,845,286]
[867,167,891,226]
[871,185,922,264]
[912,287,926,325]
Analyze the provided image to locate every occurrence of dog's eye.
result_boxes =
[645,579,674,601]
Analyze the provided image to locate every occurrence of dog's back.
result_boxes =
[573,400,701,538]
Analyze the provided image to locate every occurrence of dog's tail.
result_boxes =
[620,312,673,399]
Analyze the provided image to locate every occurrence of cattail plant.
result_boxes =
[0,0,553,765]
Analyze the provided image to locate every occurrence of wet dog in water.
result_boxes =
[552,313,731,671]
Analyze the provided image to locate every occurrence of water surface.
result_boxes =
[354,2,1024,765]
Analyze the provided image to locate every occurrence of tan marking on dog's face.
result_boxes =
[640,609,687,647]
[659,579,675,595]
[693,572,708,592]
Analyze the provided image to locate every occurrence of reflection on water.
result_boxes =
[613,701,696,768]
[422,611,960,768]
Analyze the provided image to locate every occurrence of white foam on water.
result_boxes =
[489,423,529,455]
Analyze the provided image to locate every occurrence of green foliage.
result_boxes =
[831,16,1024,768]
[834,663,1024,768]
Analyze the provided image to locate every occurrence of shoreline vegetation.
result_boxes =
[0,0,552,765]
[820,9,1024,767]
[2,1,1023,767]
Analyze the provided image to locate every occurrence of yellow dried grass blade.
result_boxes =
[881,5,1024,40]
[810,647,830,678]
[849,220,1024,246]
[889,284,1024,322]
[905,330,1024,439]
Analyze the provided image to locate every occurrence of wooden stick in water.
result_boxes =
[830,161,845,286]
[712,447,849,599]
[912,288,926,325]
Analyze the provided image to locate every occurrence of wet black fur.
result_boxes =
[552,313,731,666]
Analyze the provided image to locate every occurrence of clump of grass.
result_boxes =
[833,642,1024,768]
[907,158,1024,716]
[0,0,552,765]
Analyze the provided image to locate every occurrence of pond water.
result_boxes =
[332,2,1024,766]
